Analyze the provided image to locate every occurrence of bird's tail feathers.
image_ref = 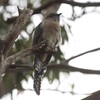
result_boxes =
[34,59,47,95]
[34,70,42,95]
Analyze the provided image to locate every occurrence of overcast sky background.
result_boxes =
[1,0,100,100]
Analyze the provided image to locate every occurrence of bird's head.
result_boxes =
[45,13,62,22]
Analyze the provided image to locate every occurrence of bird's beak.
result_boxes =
[58,13,62,16]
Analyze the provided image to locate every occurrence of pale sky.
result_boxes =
[2,1,100,100]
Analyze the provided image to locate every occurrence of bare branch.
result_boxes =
[67,47,100,62]
[6,62,100,75]
[61,0,100,7]
[3,9,33,56]
[6,40,47,66]
[33,0,100,14]
[48,62,100,74]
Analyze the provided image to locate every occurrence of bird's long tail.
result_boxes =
[33,53,51,95]
[33,59,47,95]
[34,70,42,95]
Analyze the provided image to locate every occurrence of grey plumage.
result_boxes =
[33,13,62,95]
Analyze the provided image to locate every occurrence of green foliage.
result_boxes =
[15,39,26,51]
[41,0,46,4]
[61,26,69,44]
[45,69,60,83]
[53,47,64,62]
[0,15,9,36]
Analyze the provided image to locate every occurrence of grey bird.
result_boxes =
[33,13,62,95]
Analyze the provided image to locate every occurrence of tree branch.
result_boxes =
[67,47,100,62]
[48,62,100,74]
[6,62,100,75]
[3,9,33,56]
[33,0,100,14]
[6,40,47,66]
[0,9,33,80]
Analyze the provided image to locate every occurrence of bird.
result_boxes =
[33,13,62,95]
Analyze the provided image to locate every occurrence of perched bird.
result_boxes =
[33,13,62,95]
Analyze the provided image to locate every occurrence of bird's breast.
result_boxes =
[42,21,61,48]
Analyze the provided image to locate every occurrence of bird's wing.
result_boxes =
[33,23,42,46]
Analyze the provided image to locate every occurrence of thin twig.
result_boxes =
[67,47,100,62]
